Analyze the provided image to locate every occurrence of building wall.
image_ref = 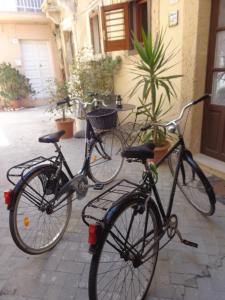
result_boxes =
[0,22,59,72]
[45,0,212,153]
[181,0,211,153]
[0,20,62,105]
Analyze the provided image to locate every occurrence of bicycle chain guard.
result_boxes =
[71,174,89,199]
[167,214,178,239]
[57,174,89,200]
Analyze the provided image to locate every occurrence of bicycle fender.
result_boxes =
[104,192,162,229]
[183,150,216,203]
[7,164,53,211]
[8,164,69,211]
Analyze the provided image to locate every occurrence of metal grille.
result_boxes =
[16,0,44,12]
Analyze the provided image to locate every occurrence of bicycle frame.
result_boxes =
[102,137,192,262]
[79,118,108,175]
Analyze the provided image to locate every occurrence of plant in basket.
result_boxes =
[48,80,74,139]
[130,30,182,162]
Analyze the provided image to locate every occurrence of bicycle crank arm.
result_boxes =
[176,229,198,248]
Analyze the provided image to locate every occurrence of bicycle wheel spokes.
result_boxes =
[88,131,124,184]
[10,165,72,254]
[168,151,215,215]
[93,202,158,300]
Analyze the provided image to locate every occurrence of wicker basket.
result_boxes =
[87,108,117,130]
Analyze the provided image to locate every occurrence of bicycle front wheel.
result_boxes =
[168,150,215,216]
[9,164,72,254]
[89,195,161,300]
[88,130,124,184]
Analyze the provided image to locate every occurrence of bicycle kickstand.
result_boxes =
[176,229,198,248]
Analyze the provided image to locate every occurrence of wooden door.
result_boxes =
[21,40,54,99]
[202,0,225,161]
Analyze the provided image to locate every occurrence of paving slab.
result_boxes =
[1,107,225,300]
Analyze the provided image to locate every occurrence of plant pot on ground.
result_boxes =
[130,30,182,162]
[10,99,23,110]
[55,117,74,139]
[0,63,34,110]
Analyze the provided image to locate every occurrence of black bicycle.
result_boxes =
[5,97,124,254]
[82,94,216,300]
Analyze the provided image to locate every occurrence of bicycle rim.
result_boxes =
[89,198,159,300]
[168,151,215,216]
[9,165,72,254]
[88,131,124,184]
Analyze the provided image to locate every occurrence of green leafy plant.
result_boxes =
[130,30,182,146]
[47,79,70,121]
[68,51,121,103]
[0,63,34,101]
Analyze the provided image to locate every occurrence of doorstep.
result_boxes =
[194,153,225,180]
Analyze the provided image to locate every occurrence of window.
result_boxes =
[90,10,102,54]
[101,2,130,52]
[101,1,149,52]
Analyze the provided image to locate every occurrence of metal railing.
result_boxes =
[16,0,44,12]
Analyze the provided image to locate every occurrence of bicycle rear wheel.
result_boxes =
[9,164,72,254]
[88,130,124,184]
[89,195,161,300]
[168,150,215,216]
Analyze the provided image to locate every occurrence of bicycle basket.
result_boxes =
[87,108,117,130]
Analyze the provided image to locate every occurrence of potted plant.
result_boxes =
[0,63,34,109]
[130,30,182,162]
[48,80,74,139]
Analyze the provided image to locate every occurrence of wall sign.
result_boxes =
[169,10,179,27]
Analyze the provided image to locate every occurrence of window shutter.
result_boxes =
[101,2,130,52]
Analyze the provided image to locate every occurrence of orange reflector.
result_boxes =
[92,155,97,162]
[23,216,30,228]
[88,224,97,245]
[4,190,12,205]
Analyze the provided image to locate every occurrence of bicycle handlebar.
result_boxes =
[56,97,71,107]
[56,96,108,109]
[191,94,210,105]
[140,94,211,131]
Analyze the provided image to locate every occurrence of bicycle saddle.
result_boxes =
[38,130,65,143]
[122,142,155,160]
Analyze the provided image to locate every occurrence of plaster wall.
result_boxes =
[0,21,62,98]
[51,0,211,152]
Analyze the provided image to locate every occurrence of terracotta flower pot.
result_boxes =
[10,99,23,110]
[55,118,75,139]
[153,141,170,163]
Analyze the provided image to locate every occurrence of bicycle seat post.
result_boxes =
[54,142,62,155]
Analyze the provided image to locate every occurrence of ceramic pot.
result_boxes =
[153,141,170,163]
[10,99,23,110]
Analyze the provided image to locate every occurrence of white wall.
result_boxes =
[0,0,17,11]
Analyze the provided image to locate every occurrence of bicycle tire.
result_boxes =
[88,130,124,184]
[89,194,161,300]
[9,164,72,254]
[168,150,215,216]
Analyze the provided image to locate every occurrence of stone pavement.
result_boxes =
[1,107,225,300]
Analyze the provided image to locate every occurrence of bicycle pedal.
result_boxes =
[182,239,198,248]
[94,183,104,190]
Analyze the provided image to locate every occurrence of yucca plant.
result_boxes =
[130,30,182,146]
